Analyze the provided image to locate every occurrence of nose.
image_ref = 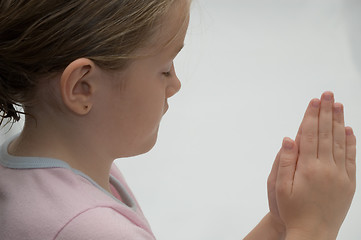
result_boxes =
[166,66,181,99]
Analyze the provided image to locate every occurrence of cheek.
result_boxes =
[115,85,166,133]
[134,94,166,127]
[115,99,164,155]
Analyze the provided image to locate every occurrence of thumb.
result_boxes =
[277,137,299,196]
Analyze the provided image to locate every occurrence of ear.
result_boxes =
[60,58,97,115]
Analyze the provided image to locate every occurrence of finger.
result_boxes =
[318,91,334,161]
[295,100,313,148]
[277,138,298,196]
[295,124,302,151]
[332,103,346,167]
[299,98,320,162]
[295,98,320,151]
[268,149,281,188]
[295,99,318,150]
[345,127,356,182]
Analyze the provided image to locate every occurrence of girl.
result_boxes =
[0,1,356,239]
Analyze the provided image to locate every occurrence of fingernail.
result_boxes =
[333,103,343,113]
[283,138,294,150]
[346,128,354,136]
[312,99,320,108]
[323,92,333,101]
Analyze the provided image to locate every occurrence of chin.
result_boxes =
[120,131,159,158]
[140,132,159,154]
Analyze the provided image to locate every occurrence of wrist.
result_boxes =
[285,227,336,240]
[266,212,286,236]
[243,213,285,240]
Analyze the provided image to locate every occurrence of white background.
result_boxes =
[1,0,361,239]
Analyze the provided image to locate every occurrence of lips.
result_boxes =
[164,101,169,114]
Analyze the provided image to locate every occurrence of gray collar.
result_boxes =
[0,135,137,210]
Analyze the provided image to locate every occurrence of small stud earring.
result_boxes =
[84,105,89,110]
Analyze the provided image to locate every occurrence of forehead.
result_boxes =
[144,0,190,55]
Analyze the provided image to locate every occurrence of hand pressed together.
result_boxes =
[267,92,356,240]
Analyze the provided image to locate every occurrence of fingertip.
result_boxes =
[310,98,320,108]
[321,91,334,101]
[346,126,354,136]
[282,137,295,150]
[345,126,356,147]
[333,102,344,114]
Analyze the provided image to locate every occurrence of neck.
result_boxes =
[8,116,114,193]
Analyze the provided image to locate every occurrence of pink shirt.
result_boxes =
[0,137,155,240]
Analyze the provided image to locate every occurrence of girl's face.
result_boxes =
[95,1,189,158]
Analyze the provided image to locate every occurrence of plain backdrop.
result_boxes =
[1,0,361,239]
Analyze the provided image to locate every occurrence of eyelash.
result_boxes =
[163,71,171,77]
[163,62,174,77]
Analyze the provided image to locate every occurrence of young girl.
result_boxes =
[0,1,356,239]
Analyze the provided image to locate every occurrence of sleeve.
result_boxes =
[55,207,156,240]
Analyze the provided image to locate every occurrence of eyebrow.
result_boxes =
[172,44,184,58]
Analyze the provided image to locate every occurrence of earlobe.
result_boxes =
[60,58,96,115]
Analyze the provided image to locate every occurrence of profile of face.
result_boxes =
[89,0,190,158]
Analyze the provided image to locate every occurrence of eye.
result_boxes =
[163,71,171,77]
[163,62,175,78]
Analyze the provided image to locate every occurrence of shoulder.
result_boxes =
[55,207,156,240]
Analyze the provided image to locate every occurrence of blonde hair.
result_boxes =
[0,0,179,124]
